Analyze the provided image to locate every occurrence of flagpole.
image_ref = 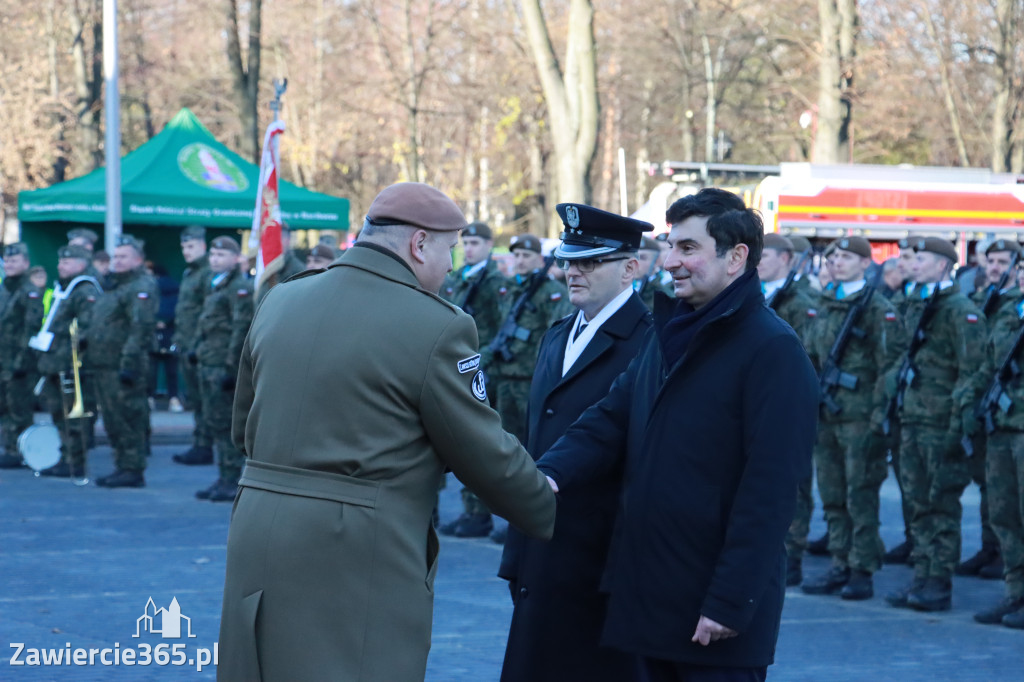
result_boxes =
[103,0,121,254]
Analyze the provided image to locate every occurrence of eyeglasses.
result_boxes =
[557,256,629,273]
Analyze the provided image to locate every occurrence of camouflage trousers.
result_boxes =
[0,371,35,456]
[889,438,913,542]
[965,431,998,546]
[985,431,1024,599]
[785,474,813,559]
[815,421,888,573]
[180,353,211,448]
[898,424,971,580]
[199,365,244,481]
[40,375,90,469]
[94,368,150,473]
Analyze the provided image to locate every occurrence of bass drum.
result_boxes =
[18,424,62,472]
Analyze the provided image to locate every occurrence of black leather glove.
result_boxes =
[220,372,236,392]
[187,351,198,365]
[119,370,136,388]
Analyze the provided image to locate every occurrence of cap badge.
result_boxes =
[566,205,580,229]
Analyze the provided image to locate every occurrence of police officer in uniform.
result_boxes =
[800,237,904,600]
[498,204,652,682]
[441,234,571,538]
[885,237,985,611]
[193,236,255,502]
[36,245,102,478]
[172,226,214,466]
[88,236,159,488]
[0,243,44,468]
[957,239,1021,578]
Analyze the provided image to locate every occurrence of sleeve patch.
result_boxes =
[137,292,149,299]
[498,287,508,296]
[471,371,487,401]
[966,313,979,323]
[237,289,250,297]
[458,354,481,374]
[28,292,40,299]
[806,308,817,317]
[550,292,562,301]
[885,311,897,321]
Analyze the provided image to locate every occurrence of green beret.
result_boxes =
[639,235,660,251]
[763,233,795,253]
[985,239,1021,257]
[181,225,206,243]
[58,244,91,261]
[116,235,145,255]
[913,236,957,262]
[210,236,241,254]
[788,235,812,253]
[833,236,872,259]
[3,242,29,258]
[463,222,493,240]
[67,227,99,245]
[509,234,542,254]
[318,232,340,249]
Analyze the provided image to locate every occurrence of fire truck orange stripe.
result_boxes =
[779,205,1024,220]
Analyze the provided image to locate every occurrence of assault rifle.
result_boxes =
[819,269,884,415]
[767,248,812,310]
[488,256,556,363]
[979,250,1021,317]
[973,316,1024,436]
[459,260,490,317]
[881,283,944,436]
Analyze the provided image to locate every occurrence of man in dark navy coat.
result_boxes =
[537,189,819,682]
[498,204,653,682]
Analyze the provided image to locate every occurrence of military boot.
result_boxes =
[208,478,239,503]
[0,452,24,468]
[974,596,1024,624]
[195,479,222,500]
[1003,604,1024,629]
[786,557,803,587]
[885,577,926,608]
[173,446,214,466]
[978,555,1005,580]
[96,470,145,488]
[840,570,874,601]
[801,566,850,595]
[806,533,830,556]
[955,543,999,576]
[907,577,952,612]
[884,539,913,565]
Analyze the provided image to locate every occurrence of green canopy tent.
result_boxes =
[17,107,349,277]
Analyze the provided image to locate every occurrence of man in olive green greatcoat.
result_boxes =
[218,182,556,682]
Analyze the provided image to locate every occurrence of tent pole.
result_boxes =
[103,0,122,253]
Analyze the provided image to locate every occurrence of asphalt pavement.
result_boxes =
[1,410,1020,680]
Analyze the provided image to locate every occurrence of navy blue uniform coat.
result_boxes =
[537,275,818,668]
[498,292,651,682]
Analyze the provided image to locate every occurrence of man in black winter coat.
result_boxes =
[537,189,819,682]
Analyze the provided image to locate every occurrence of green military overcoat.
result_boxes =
[218,243,556,682]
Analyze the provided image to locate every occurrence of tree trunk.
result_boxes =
[920,3,968,166]
[47,0,69,183]
[521,0,599,212]
[992,0,1018,172]
[814,0,856,164]
[69,0,102,172]
[224,0,261,161]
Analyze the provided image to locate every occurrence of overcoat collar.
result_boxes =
[552,292,649,388]
[335,242,422,291]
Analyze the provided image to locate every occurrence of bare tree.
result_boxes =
[991,0,1020,172]
[69,0,103,172]
[224,0,261,161]
[814,0,857,163]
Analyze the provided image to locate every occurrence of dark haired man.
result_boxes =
[537,188,819,681]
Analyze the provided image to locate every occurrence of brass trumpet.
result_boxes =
[67,318,91,420]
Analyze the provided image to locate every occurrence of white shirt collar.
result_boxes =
[562,286,634,376]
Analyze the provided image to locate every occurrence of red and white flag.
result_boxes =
[249,120,286,293]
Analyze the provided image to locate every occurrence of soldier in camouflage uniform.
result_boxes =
[87,236,159,488]
[171,226,214,466]
[633,236,673,309]
[756,233,820,584]
[885,237,986,612]
[958,239,1021,578]
[440,234,571,538]
[0,243,44,468]
[192,236,255,502]
[255,223,306,305]
[799,237,905,600]
[36,245,102,478]
[973,263,1024,628]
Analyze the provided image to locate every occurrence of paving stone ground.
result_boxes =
[1,411,1020,680]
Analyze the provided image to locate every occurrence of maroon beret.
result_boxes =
[366,182,467,232]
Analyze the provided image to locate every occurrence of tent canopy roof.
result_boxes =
[18,108,349,230]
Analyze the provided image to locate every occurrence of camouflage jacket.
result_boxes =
[485,274,572,379]
[0,273,44,375]
[806,283,905,424]
[979,292,1024,431]
[36,275,102,377]
[193,266,254,375]
[441,258,507,348]
[83,266,159,372]
[172,254,211,351]
[767,277,819,355]
[897,284,986,429]
[970,285,1020,336]
[636,272,675,310]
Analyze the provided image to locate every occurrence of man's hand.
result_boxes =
[546,476,559,493]
[691,615,737,646]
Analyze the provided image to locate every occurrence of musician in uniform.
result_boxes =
[192,236,255,502]
[885,237,985,612]
[86,236,159,488]
[800,237,904,600]
[0,243,44,468]
[36,245,102,478]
